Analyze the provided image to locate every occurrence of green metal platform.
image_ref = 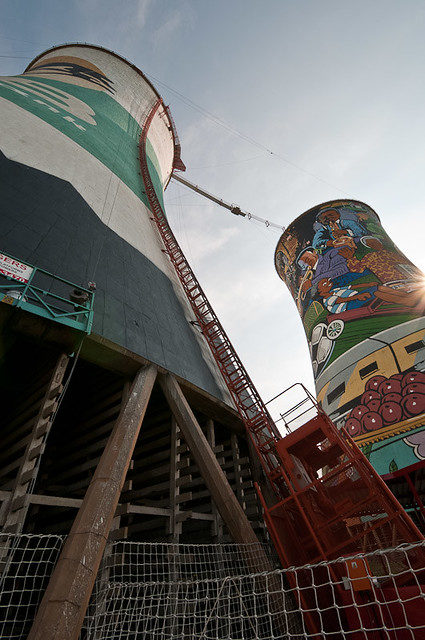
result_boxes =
[0,252,94,334]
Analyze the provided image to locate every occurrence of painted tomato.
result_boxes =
[361,411,383,432]
[379,401,403,425]
[361,390,381,406]
[365,375,386,392]
[367,398,381,412]
[402,371,425,387]
[349,405,369,421]
[379,379,402,396]
[345,417,362,437]
[382,392,402,405]
[402,382,425,396]
[401,393,425,417]
[390,373,403,381]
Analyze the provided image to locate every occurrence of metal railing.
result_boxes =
[0,252,94,334]
[139,100,282,494]
[265,382,319,433]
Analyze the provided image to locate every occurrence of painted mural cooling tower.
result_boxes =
[275,200,425,477]
[0,43,230,403]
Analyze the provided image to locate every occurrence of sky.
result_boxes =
[2,0,425,423]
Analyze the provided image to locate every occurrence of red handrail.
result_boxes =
[139,99,283,487]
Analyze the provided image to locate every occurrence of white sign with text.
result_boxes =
[0,253,33,283]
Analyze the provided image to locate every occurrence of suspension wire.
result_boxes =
[3,41,347,196]
[0,34,49,46]
[0,54,34,59]
[190,154,264,169]
[145,72,351,196]
[171,174,286,232]
[246,213,285,231]
[2,40,322,230]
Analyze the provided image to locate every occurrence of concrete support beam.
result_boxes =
[27,364,157,640]
[159,373,259,546]
[158,372,298,637]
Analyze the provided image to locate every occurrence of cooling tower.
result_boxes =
[0,45,265,546]
[1,48,424,640]
[0,43,231,402]
[275,199,425,479]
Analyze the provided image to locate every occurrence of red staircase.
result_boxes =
[140,102,425,638]
[256,398,425,638]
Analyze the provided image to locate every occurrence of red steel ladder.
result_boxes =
[139,99,282,486]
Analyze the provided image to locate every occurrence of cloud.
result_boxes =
[172,215,239,262]
[136,0,152,28]
[152,8,191,51]
[72,0,154,55]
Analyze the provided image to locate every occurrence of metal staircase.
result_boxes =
[139,99,282,488]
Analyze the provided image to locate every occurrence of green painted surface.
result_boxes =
[0,75,164,209]
[327,312,417,367]
[363,425,425,474]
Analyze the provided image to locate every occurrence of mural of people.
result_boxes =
[339,238,422,289]
[275,199,425,475]
[317,277,375,314]
[312,207,365,251]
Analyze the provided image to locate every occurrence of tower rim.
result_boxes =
[24,42,178,187]
[274,198,381,266]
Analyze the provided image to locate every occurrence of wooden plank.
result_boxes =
[56,437,110,466]
[27,364,157,640]
[48,478,94,495]
[131,463,171,482]
[108,526,129,541]
[67,403,121,432]
[0,459,22,480]
[60,416,117,452]
[56,421,116,457]
[175,492,192,504]
[1,433,33,459]
[2,353,69,535]
[135,434,170,453]
[176,475,192,487]
[124,518,167,534]
[2,397,44,432]
[29,494,83,509]
[231,434,246,509]
[190,511,216,522]
[0,417,36,450]
[158,374,259,547]
[125,480,170,499]
[206,419,223,539]
[168,417,181,541]
[163,387,304,635]
[52,457,103,482]
[175,510,215,522]
[127,504,170,517]
[4,376,49,420]
[135,448,170,465]
[106,380,132,543]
